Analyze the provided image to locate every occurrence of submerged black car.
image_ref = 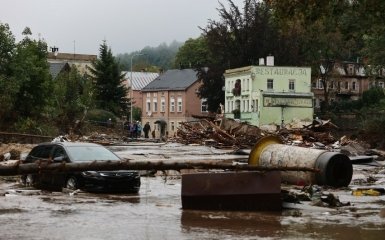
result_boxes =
[21,142,141,193]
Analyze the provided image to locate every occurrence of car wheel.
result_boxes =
[65,176,79,190]
[22,174,39,187]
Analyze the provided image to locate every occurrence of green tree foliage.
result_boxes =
[52,66,94,133]
[362,86,385,106]
[270,0,352,109]
[0,23,15,75]
[0,23,17,127]
[355,0,385,73]
[197,0,282,112]
[90,41,128,116]
[11,27,53,119]
[116,41,183,71]
[173,37,211,68]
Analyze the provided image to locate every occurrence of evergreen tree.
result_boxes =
[90,41,128,116]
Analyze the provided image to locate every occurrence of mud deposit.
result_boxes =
[0,175,383,240]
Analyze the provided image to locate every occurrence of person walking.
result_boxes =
[136,121,142,138]
[143,122,151,138]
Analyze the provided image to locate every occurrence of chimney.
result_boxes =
[259,58,265,66]
[266,55,274,66]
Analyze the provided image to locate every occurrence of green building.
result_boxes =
[224,59,313,127]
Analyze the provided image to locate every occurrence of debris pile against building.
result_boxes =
[174,118,268,149]
[173,117,351,150]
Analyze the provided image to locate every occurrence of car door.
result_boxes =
[26,145,55,186]
[49,145,70,188]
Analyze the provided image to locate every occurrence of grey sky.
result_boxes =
[1,0,244,55]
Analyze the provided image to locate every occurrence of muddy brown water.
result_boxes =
[1,143,385,239]
[0,176,384,240]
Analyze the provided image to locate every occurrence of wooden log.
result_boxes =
[0,159,319,176]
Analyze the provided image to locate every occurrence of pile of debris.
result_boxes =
[174,118,345,149]
[174,118,268,149]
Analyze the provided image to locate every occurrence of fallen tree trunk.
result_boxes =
[0,159,319,176]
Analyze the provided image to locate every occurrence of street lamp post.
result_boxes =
[130,53,143,122]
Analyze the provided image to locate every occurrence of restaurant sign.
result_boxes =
[263,96,313,108]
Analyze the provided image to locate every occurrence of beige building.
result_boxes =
[47,51,96,76]
[140,69,208,138]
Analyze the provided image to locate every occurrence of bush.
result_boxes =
[86,109,117,126]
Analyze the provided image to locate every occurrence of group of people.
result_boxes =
[124,121,152,139]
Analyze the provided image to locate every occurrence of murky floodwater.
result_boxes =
[1,176,384,240]
[1,143,385,239]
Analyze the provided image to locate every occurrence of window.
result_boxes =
[170,121,175,131]
[161,97,165,112]
[170,97,175,112]
[329,81,334,89]
[352,82,357,91]
[153,101,158,112]
[289,79,295,91]
[177,97,182,112]
[318,79,324,89]
[233,79,241,96]
[201,99,208,112]
[153,92,157,97]
[267,79,274,90]
[379,82,384,88]
[345,82,349,90]
[146,99,151,112]
[146,93,151,97]
[252,100,258,112]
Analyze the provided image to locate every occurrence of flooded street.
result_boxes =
[1,143,385,239]
[1,174,384,240]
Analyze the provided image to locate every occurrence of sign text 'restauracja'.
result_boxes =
[255,67,308,76]
[264,97,313,108]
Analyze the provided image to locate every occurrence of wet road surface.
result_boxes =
[1,174,385,240]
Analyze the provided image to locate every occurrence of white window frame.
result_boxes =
[267,79,274,90]
[170,97,175,112]
[146,99,151,112]
[161,97,165,112]
[201,99,208,112]
[289,79,295,91]
[177,97,182,112]
[153,99,158,112]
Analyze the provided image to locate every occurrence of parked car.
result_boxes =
[21,142,141,193]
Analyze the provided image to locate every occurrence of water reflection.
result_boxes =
[181,210,283,239]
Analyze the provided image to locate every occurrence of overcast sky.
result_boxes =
[1,0,244,55]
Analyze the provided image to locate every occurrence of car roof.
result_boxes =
[37,142,103,147]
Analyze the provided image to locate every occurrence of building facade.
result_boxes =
[141,69,208,138]
[122,71,159,119]
[224,59,313,127]
[312,61,385,111]
[47,52,96,76]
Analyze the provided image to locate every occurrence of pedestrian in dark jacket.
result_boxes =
[143,122,151,138]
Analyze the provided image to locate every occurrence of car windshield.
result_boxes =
[66,146,120,162]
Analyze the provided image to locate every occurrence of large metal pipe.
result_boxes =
[248,136,352,187]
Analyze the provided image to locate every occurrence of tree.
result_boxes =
[0,22,15,75]
[52,66,94,134]
[174,37,211,68]
[116,41,183,71]
[269,0,355,110]
[197,0,282,112]
[11,27,53,119]
[90,41,128,117]
[0,23,17,128]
